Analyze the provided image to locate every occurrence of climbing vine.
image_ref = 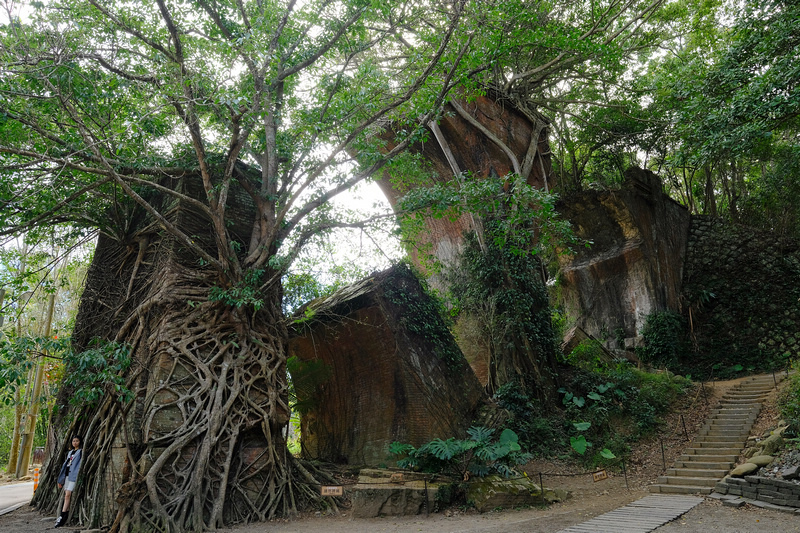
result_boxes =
[382,264,465,370]
[399,175,580,400]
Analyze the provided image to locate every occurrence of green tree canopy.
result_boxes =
[1,0,470,279]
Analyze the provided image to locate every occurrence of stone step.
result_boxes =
[691,440,745,449]
[698,423,750,436]
[696,429,747,436]
[673,460,732,470]
[721,394,767,400]
[706,421,755,427]
[649,374,781,501]
[704,420,754,427]
[697,428,749,442]
[666,468,728,478]
[657,475,718,487]
[678,453,738,463]
[693,435,746,444]
[703,418,751,424]
[650,484,713,494]
[705,419,754,427]
[685,447,742,456]
[649,484,713,495]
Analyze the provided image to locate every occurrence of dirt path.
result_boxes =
[5,488,797,533]
[2,374,795,532]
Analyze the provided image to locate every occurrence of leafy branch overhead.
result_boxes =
[0,334,132,407]
[1,0,471,282]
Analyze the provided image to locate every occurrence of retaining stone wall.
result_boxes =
[715,476,800,508]
[682,215,800,372]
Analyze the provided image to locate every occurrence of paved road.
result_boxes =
[0,482,33,516]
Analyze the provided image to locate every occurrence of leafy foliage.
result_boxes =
[555,360,690,464]
[0,331,70,404]
[402,176,579,397]
[209,269,266,310]
[61,339,133,407]
[493,381,567,457]
[563,339,611,373]
[0,334,132,410]
[638,311,689,370]
[382,264,465,369]
[778,362,800,438]
[286,355,331,415]
[389,426,531,480]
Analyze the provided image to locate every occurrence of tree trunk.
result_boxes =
[32,211,318,531]
[376,93,552,289]
[704,164,717,217]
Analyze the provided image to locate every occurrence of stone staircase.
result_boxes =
[649,374,783,495]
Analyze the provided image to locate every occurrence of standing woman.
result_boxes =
[54,436,82,528]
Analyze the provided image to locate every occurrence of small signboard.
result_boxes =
[592,470,608,482]
[320,485,343,496]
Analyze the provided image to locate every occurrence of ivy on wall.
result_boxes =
[381,263,466,370]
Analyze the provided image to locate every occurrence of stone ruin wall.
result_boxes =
[682,216,800,370]
[288,266,487,466]
[554,168,800,372]
[556,167,691,349]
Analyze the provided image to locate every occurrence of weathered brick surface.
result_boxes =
[289,265,487,466]
[557,168,690,344]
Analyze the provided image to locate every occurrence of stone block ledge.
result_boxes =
[714,475,800,511]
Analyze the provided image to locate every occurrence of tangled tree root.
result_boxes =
[34,265,334,532]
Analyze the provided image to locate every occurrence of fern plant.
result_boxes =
[389,426,531,479]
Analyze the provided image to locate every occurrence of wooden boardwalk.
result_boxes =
[556,495,704,533]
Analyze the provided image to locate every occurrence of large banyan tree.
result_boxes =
[0,0,675,530]
[1,1,472,530]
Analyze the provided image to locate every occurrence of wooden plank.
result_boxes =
[560,524,652,533]
[594,514,675,522]
[556,495,703,533]
[582,517,669,525]
[576,516,671,525]
[597,513,675,521]
[609,509,688,517]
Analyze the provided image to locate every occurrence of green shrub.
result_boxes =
[555,362,690,466]
[564,339,610,372]
[638,311,689,370]
[778,362,800,437]
[497,362,690,467]
[0,403,14,469]
[493,382,567,456]
[389,426,531,479]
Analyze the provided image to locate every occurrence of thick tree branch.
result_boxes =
[450,99,522,176]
